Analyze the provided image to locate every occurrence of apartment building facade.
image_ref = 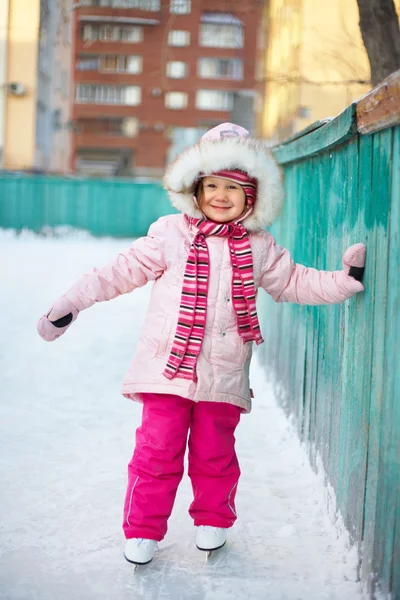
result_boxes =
[72,0,262,177]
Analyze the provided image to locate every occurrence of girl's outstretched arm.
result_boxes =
[37,217,168,341]
[260,233,365,305]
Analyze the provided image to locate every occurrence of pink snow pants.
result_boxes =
[123,393,241,541]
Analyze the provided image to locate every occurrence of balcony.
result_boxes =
[76,0,161,25]
[74,117,139,153]
[78,0,160,12]
[75,147,134,177]
[74,102,143,120]
[78,14,159,25]
[75,83,142,108]
[76,54,143,75]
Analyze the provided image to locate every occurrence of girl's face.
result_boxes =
[198,176,247,223]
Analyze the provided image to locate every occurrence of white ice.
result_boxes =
[0,230,364,600]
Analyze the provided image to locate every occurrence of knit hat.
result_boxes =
[164,122,284,232]
[200,169,257,207]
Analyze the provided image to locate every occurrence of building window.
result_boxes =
[99,55,142,73]
[76,84,141,106]
[76,57,99,71]
[168,30,190,47]
[81,0,160,9]
[124,86,141,105]
[196,90,233,111]
[82,25,93,41]
[120,27,143,42]
[166,61,187,79]
[170,0,191,14]
[77,55,142,74]
[126,55,142,73]
[165,92,188,109]
[99,25,114,41]
[122,117,139,137]
[198,58,243,80]
[100,56,120,71]
[78,117,138,136]
[199,14,244,48]
[81,24,143,43]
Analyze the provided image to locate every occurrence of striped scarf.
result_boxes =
[163,218,264,381]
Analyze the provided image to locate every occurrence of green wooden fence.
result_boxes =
[260,71,400,598]
[0,176,173,237]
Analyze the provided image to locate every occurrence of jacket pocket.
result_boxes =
[155,317,175,358]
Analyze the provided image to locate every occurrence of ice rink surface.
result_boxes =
[0,231,363,599]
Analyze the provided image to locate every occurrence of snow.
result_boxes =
[0,230,364,600]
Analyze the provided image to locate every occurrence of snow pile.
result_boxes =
[0,232,364,599]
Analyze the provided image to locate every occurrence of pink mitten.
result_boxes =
[341,243,366,293]
[37,295,79,342]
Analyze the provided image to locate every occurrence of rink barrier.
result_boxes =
[258,69,400,599]
[0,177,173,237]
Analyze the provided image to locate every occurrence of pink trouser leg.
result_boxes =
[188,402,241,528]
[123,393,191,541]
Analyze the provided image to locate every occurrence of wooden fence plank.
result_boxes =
[386,127,400,598]
[377,127,400,597]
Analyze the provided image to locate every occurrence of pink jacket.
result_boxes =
[61,213,364,413]
[38,123,365,412]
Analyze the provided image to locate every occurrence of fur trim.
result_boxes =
[163,137,284,231]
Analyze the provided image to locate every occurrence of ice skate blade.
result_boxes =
[196,541,226,553]
[124,554,153,567]
[205,546,225,562]
[197,541,226,561]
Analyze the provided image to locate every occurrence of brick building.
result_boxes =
[72,0,262,177]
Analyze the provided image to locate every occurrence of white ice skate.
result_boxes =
[196,526,227,559]
[124,538,157,565]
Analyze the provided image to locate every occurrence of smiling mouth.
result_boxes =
[211,205,231,210]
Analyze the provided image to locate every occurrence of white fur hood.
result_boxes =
[163,123,284,231]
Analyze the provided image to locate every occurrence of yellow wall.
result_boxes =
[298,0,369,129]
[4,0,40,169]
[0,0,10,165]
[262,0,303,140]
[260,0,400,141]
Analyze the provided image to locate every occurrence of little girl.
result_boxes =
[37,123,366,565]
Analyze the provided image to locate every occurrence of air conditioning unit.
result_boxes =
[7,82,26,97]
